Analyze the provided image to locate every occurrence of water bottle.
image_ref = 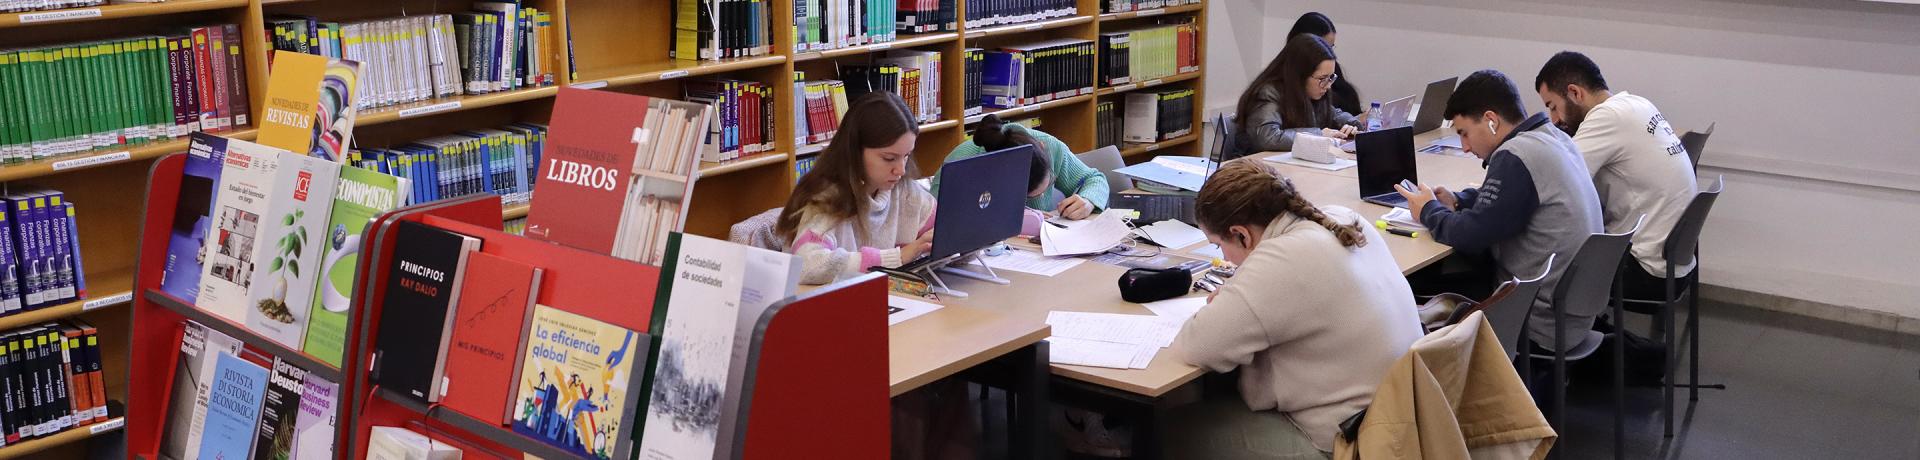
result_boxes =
[1366,101,1384,132]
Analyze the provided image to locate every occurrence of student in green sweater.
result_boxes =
[929,115,1110,221]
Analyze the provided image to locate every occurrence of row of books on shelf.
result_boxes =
[793,76,849,146]
[964,0,1075,28]
[267,5,558,110]
[1121,88,1195,143]
[686,79,776,163]
[162,320,338,460]
[1102,0,1202,13]
[792,0,959,53]
[982,39,1097,109]
[0,25,248,163]
[0,321,108,448]
[1096,99,1122,149]
[0,189,88,316]
[963,48,984,116]
[0,0,106,14]
[345,122,547,206]
[1099,19,1200,87]
[370,220,802,459]
[674,0,776,61]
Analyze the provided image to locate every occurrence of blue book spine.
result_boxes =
[981,51,1025,108]
[62,203,83,300]
[195,352,269,460]
[30,196,53,308]
[45,193,73,304]
[0,203,19,314]
[12,197,40,310]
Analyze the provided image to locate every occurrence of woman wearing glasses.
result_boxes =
[1231,33,1359,158]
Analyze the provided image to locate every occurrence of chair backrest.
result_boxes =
[1484,253,1555,360]
[1550,216,1645,337]
[1681,122,1714,171]
[1662,176,1724,269]
[1076,145,1131,191]
[729,207,788,251]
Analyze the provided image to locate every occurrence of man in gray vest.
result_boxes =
[1396,69,1604,355]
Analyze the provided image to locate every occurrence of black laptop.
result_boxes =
[1357,126,1417,208]
[1108,114,1236,225]
[1412,77,1458,133]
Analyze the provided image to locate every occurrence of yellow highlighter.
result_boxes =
[1375,220,1419,238]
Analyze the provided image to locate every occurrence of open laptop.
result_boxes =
[1356,126,1417,208]
[1375,94,1416,130]
[899,144,1032,272]
[1107,114,1233,225]
[1412,77,1459,133]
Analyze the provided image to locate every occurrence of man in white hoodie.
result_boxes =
[1534,51,1699,304]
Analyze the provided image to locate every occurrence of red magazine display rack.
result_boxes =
[128,156,889,459]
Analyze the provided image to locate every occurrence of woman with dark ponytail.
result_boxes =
[1157,158,1422,458]
[930,115,1109,227]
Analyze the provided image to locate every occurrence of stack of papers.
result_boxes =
[888,295,944,326]
[1114,156,1216,192]
[1040,211,1133,256]
[1134,220,1207,249]
[965,247,1085,277]
[1380,207,1427,230]
[1043,311,1191,369]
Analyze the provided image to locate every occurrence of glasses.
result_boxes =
[1312,73,1338,88]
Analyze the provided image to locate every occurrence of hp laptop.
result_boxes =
[1412,77,1459,133]
[900,144,1032,272]
[1356,126,1418,208]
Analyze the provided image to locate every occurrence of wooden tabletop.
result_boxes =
[886,129,1490,397]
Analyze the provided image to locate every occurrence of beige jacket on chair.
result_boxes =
[1333,311,1556,460]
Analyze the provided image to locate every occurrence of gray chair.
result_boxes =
[1076,145,1131,191]
[1681,123,1714,172]
[1531,216,1643,460]
[728,208,787,251]
[1622,176,1726,437]
[1475,254,1556,362]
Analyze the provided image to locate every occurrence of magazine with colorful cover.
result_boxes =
[194,140,289,322]
[159,133,232,301]
[161,321,245,460]
[244,151,342,350]
[510,304,647,460]
[301,167,410,368]
[194,352,270,460]
[291,372,338,460]
[252,358,307,460]
[636,233,749,460]
[256,51,362,162]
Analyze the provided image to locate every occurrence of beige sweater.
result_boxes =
[1170,206,1424,451]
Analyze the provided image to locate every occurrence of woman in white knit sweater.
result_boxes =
[776,92,936,285]
[1163,159,1423,458]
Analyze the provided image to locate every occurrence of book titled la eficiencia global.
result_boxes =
[511,305,647,460]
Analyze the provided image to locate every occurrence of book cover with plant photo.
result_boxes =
[244,151,342,350]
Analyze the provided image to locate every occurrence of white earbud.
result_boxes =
[1487,120,1497,135]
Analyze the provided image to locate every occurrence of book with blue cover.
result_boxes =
[195,352,269,460]
[159,133,231,302]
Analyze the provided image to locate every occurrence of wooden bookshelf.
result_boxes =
[0,0,247,29]
[12,0,1210,455]
[0,417,126,460]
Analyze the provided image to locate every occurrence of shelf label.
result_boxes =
[570,80,609,90]
[868,43,893,51]
[83,292,134,311]
[398,101,462,118]
[1023,23,1044,31]
[1113,84,1137,93]
[20,8,101,23]
[89,418,124,435]
[51,151,130,171]
[659,70,690,80]
[1144,79,1164,87]
[1136,8,1165,16]
[1078,87,1094,96]
[1145,143,1162,151]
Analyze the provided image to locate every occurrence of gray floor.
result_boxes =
[1559,300,1920,459]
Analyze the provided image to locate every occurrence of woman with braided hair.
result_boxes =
[1158,158,1422,458]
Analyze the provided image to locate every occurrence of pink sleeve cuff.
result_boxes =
[860,247,885,269]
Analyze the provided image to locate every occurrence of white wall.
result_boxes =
[1213,0,1920,320]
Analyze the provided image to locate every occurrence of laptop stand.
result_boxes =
[910,250,1010,298]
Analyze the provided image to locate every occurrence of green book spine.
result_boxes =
[58,46,79,154]
[84,43,105,149]
[122,39,142,142]
[146,37,165,141]
[106,41,127,145]
[0,52,14,163]
[24,49,46,158]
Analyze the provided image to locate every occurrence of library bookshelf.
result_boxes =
[7,0,1207,455]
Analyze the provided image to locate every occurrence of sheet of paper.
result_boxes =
[1380,207,1427,230]
[1045,311,1185,348]
[1265,152,1358,171]
[1134,220,1206,249]
[1150,156,1209,176]
[1040,211,1133,256]
[966,247,1085,277]
[1046,337,1158,369]
[888,295,944,326]
[1190,244,1224,260]
[1142,297,1207,322]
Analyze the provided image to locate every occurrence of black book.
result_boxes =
[44,328,70,432]
[5,333,23,442]
[22,328,44,438]
[0,333,13,442]
[252,358,307,460]
[370,220,481,405]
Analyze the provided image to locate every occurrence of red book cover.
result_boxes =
[191,27,217,132]
[441,251,544,425]
[206,26,232,131]
[524,87,652,250]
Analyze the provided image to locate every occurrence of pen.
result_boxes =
[1375,220,1419,238]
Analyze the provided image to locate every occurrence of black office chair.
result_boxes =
[1681,123,1715,172]
[1531,216,1642,460]
[1621,176,1726,437]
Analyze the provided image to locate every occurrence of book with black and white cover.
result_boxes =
[251,358,307,460]
[194,140,288,322]
[369,221,480,404]
[162,321,245,460]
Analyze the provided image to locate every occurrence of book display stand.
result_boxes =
[130,159,891,459]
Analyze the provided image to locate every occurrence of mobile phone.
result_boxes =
[1398,179,1416,191]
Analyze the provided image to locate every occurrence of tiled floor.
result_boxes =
[1558,301,1920,459]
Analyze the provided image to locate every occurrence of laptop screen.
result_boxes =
[1355,126,1417,197]
[928,145,1033,260]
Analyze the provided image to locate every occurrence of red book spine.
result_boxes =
[206,26,232,132]
[224,25,251,128]
[190,28,216,133]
